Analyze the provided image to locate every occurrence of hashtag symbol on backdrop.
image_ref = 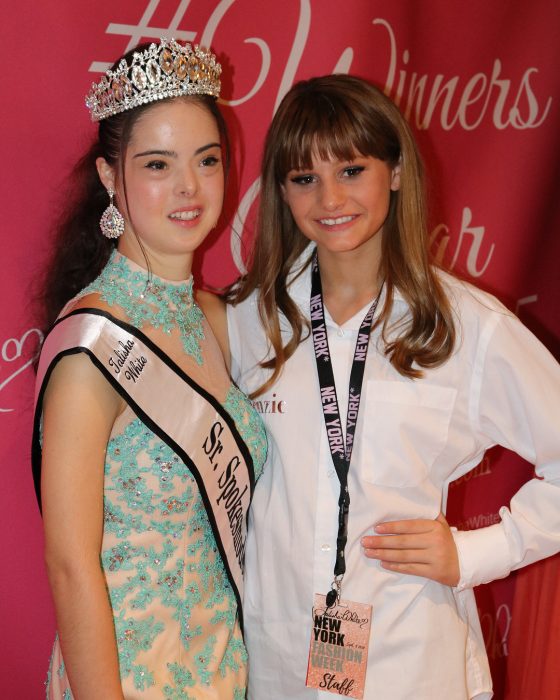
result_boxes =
[89,0,198,73]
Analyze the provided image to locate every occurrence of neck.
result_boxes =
[118,237,192,281]
[317,245,383,325]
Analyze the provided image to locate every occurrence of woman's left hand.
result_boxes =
[361,512,460,586]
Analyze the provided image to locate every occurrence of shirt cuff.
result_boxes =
[452,515,513,590]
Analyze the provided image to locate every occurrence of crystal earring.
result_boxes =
[99,188,125,239]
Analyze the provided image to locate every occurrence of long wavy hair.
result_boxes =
[231,74,455,395]
[39,43,230,332]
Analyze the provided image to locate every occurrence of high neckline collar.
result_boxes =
[75,247,205,364]
[113,249,193,289]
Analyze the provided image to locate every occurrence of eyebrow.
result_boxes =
[133,143,221,159]
[195,142,221,155]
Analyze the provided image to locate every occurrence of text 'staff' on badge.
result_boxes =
[306,594,372,698]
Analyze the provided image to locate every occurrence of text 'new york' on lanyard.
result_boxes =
[310,251,382,608]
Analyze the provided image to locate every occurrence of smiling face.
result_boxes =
[281,152,400,262]
[97,98,224,277]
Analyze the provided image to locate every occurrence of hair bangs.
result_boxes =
[273,88,399,182]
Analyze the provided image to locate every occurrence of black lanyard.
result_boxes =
[310,251,382,607]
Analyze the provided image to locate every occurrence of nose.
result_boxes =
[176,166,198,197]
[319,177,345,211]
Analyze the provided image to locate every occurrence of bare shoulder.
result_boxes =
[44,351,124,420]
[196,290,230,368]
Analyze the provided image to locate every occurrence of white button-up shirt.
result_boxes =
[227,251,560,700]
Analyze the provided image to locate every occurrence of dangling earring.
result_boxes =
[100,187,125,239]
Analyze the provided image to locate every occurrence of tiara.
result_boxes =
[85,39,222,122]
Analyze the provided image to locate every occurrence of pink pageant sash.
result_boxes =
[32,309,255,623]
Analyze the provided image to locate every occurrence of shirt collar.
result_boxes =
[287,243,407,330]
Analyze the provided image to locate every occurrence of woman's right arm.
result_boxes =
[41,353,125,700]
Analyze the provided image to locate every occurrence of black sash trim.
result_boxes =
[32,308,255,632]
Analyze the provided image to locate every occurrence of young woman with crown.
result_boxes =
[33,39,266,699]
[227,75,560,699]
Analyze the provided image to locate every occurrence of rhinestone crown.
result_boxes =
[85,39,222,122]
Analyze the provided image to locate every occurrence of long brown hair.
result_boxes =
[231,74,455,395]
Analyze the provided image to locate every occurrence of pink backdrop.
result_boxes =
[2,2,559,698]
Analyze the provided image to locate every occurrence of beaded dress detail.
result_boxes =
[45,252,267,700]
[77,249,206,364]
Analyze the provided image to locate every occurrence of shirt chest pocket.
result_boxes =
[358,380,457,487]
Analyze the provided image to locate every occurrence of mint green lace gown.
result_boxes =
[45,252,267,699]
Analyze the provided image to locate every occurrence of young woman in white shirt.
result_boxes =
[227,75,560,699]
